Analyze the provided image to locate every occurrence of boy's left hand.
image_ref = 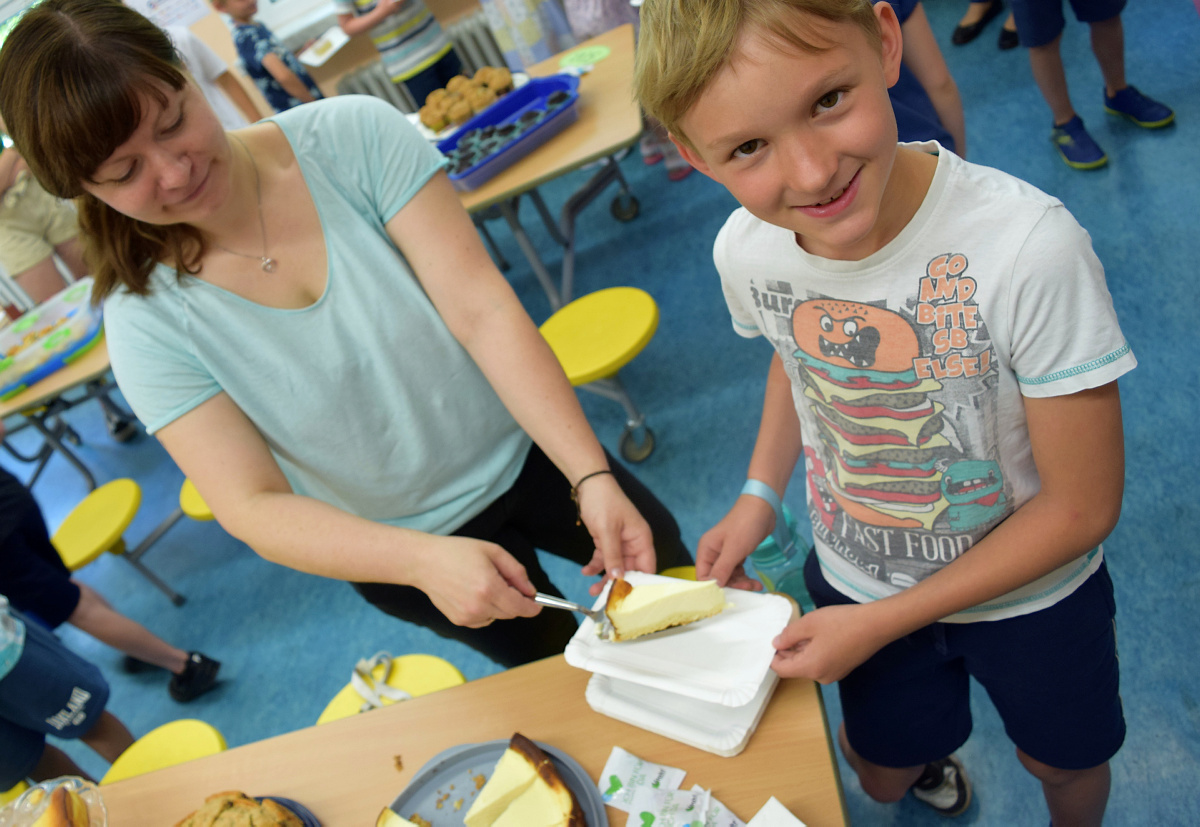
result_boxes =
[577,473,657,595]
[770,603,891,684]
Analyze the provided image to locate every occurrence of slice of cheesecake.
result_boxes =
[375,808,425,827]
[464,733,584,827]
[604,577,726,641]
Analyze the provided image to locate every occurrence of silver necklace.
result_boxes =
[210,135,277,273]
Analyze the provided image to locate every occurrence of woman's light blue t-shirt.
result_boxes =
[104,96,531,535]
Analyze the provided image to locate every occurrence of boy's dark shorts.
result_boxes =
[0,611,111,788]
[0,485,81,630]
[805,551,1125,771]
[1008,0,1127,48]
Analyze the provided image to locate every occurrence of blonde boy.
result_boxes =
[635,1,1131,823]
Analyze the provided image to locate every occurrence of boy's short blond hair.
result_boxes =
[634,0,882,148]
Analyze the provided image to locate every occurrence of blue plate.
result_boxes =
[261,796,321,826]
[386,738,607,826]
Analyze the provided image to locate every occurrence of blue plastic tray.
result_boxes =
[437,74,581,191]
[0,279,103,401]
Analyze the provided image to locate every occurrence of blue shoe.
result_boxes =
[1104,85,1175,128]
[1050,116,1108,170]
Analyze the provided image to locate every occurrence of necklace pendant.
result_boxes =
[261,257,278,273]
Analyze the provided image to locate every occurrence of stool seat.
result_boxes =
[660,565,698,580]
[51,479,141,570]
[317,654,465,725]
[540,287,658,386]
[100,719,226,785]
[179,478,213,522]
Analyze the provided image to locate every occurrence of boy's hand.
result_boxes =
[695,494,776,590]
[771,603,890,684]
[577,473,657,596]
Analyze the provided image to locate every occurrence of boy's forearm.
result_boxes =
[262,55,317,102]
[745,352,805,495]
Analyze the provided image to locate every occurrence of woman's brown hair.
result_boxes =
[0,0,206,302]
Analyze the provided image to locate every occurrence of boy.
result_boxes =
[1,593,135,786]
[213,0,324,113]
[634,1,1131,824]
[334,0,461,108]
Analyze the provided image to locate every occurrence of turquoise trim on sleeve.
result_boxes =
[1016,343,1131,386]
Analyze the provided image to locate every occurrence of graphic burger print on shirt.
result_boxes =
[757,252,1009,590]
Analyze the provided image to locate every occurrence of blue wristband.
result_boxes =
[740,479,790,551]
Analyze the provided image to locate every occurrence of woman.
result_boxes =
[0,0,689,667]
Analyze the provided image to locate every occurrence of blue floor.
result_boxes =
[5,1,1199,822]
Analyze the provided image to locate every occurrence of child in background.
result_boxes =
[890,0,967,157]
[335,0,462,108]
[0,594,135,787]
[165,24,262,129]
[1007,0,1174,170]
[636,1,1131,823]
[562,0,690,181]
[213,0,324,113]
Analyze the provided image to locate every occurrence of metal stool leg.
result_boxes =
[579,373,655,462]
[123,509,187,606]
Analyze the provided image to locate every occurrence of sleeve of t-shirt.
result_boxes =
[1006,204,1137,398]
[342,96,447,222]
[714,210,766,340]
[103,285,222,434]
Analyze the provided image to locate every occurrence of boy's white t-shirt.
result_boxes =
[715,142,1135,622]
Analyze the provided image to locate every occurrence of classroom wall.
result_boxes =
[189,0,483,110]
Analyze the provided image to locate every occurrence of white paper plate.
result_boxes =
[405,73,531,142]
[563,572,793,707]
[586,671,779,757]
[298,25,350,67]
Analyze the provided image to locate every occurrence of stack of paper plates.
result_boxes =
[564,572,793,756]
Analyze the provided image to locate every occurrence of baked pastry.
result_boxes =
[418,104,448,132]
[468,87,498,114]
[445,74,472,93]
[447,99,474,126]
[376,808,425,827]
[463,733,583,827]
[604,577,726,641]
[27,786,89,827]
[174,791,303,827]
[425,88,448,107]
[487,67,513,94]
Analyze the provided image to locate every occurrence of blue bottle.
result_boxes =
[747,502,816,614]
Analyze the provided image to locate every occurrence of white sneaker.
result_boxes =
[910,754,972,817]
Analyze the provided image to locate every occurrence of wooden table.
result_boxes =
[100,656,847,827]
[0,337,129,490]
[458,25,644,309]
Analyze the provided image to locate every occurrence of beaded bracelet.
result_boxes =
[570,469,614,524]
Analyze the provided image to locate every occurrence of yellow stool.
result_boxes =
[51,478,185,606]
[100,719,226,785]
[660,565,697,580]
[317,654,466,725]
[1,780,29,806]
[179,478,214,522]
[540,287,658,462]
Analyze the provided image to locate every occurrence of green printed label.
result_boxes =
[559,45,610,68]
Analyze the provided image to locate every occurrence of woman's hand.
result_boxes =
[770,603,891,684]
[410,535,543,628]
[695,495,776,591]
[576,473,656,596]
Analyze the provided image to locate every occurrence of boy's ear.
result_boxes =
[874,1,904,89]
[668,134,712,180]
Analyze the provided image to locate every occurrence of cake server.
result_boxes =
[533,592,605,622]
